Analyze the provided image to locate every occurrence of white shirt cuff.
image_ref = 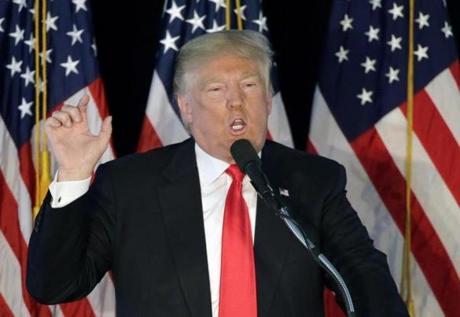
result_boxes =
[49,173,91,208]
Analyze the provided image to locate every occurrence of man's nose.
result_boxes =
[226,87,243,109]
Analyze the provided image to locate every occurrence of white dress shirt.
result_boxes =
[49,143,258,317]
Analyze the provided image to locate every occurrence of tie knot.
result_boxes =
[226,164,245,183]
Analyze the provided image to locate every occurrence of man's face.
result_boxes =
[177,55,272,163]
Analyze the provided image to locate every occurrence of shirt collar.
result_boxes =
[195,142,263,187]
[195,143,230,187]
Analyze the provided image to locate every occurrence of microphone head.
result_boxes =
[230,139,260,173]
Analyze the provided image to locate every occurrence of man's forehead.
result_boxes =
[200,71,262,83]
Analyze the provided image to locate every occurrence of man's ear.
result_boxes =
[177,94,192,124]
[266,92,273,115]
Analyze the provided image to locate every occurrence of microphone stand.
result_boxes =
[252,179,356,317]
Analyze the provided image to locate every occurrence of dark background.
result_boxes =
[91,1,460,156]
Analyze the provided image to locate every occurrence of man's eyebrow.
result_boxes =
[199,73,262,88]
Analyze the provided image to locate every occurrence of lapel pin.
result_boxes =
[279,188,289,197]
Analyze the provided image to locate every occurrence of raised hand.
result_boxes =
[46,95,112,181]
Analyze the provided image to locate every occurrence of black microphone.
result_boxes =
[230,139,278,209]
[230,139,356,317]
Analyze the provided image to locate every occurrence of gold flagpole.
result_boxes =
[235,0,243,31]
[39,0,51,216]
[401,0,415,315]
[225,0,231,30]
[32,0,41,218]
[33,0,51,219]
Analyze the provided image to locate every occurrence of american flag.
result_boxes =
[309,0,459,316]
[137,0,293,152]
[0,0,115,316]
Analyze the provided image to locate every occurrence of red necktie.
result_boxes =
[219,164,258,317]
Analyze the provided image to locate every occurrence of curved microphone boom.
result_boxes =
[230,139,356,317]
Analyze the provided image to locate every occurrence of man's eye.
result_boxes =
[208,87,223,92]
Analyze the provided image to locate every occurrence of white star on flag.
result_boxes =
[387,34,402,52]
[45,12,59,32]
[9,25,24,46]
[207,21,226,33]
[369,0,382,10]
[66,24,84,45]
[186,11,206,33]
[18,97,33,118]
[20,66,35,87]
[0,18,4,32]
[92,40,97,56]
[365,25,380,42]
[441,22,453,38]
[209,0,226,12]
[39,49,53,63]
[340,14,353,31]
[253,12,268,32]
[60,55,80,76]
[72,0,87,12]
[385,66,400,83]
[166,1,185,23]
[414,44,429,61]
[24,34,35,52]
[416,12,430,29]
[361,57,377,73]
[388,3,404,20]
[233,5,247,21]
[6,56,22,77]
[12,0,27,13]
[357,88,373,105]
[335,46,349,63]
[160,30,180,53]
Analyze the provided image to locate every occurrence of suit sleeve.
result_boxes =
[27,164,116,304]
[319,164,408,317]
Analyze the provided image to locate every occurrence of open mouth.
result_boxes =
[230,118,247,134]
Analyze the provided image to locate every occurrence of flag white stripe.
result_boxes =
[145,71,189,146]
[310,88,444,317]
[376,107,460,277]
[0,116,33,242]
[268,92,293,146]
[86,274,116,317]
[0,231,31,317]
[424,68,460,144]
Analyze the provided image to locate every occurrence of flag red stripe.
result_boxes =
[350,128,460,316]
[305,138,318,154]
[19,142,35,203]
[323,289,346,317]
[88,78,116,155]
[0,294,14,317]
[449,60,460,89]
[88,78,109,118]
[137,117,163,152]
[0,172,52,317]
[60,300,97,317]
[401,91,460,204]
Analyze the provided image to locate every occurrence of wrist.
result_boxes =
[57,167,93,181]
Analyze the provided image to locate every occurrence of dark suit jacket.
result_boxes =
[27,138,408,317]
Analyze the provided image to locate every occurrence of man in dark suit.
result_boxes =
[27,30,408,317]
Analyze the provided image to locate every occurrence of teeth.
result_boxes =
[231,119,245,131]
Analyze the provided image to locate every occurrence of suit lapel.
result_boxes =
[157,139,212,317]
[254,142,294,316]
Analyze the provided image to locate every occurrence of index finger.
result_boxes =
[77,95,90,108]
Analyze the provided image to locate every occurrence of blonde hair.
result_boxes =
[173,30,273,96]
